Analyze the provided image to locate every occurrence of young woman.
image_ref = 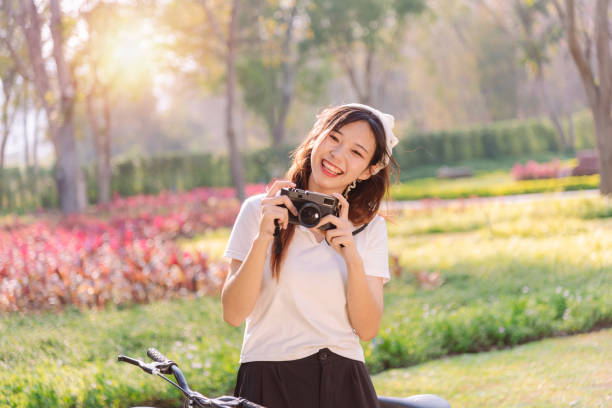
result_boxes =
[221,103,399,408]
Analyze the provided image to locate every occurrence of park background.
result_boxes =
[0,0,611,407]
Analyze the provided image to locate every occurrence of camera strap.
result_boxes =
[351,223,368,236]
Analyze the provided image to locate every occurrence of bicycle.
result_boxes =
[118,348,451,408]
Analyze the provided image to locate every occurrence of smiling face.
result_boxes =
[307,120,377,195]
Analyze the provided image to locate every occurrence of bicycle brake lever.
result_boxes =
[118,355,155,375]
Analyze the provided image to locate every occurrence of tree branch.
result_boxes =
[0,37,32,82]
[198,0,226,44]
[338,49,365,102]
[0,2,34,84]
[13,0,55,125]
[562,0,598,108]
[49,0,75,106]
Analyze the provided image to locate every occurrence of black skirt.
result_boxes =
[234,348,380,408]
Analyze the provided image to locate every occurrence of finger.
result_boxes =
[315,214,339,229]
[263,206,290,229]
[332,192,349,219]
[265,180,296,198]
[262,195,298,216]
[328,235,350,250]
[325,227,349,240]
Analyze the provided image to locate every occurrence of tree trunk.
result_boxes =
[98,92,112,205]
[0,128,8,210]
[593,108,612,194]
[567,112,575,151]
[87,87,112,205]
[50,0,84,213]
[32,105,40,199]
[54,119,81,213]
[0,75,16,210]
[14,0,83,213]
[558,0,612,195]
[23,83,30,168]
[226,0,246,202]
[272,3,298,145]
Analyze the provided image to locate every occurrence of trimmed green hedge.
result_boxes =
[396,119,563,168]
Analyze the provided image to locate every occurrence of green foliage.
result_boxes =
[307,0,425,47]
[572,109,596,151]
[475,21,523,121]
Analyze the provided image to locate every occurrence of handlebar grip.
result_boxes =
[147,348,169,363]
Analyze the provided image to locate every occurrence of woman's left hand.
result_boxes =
[315,193,358,260]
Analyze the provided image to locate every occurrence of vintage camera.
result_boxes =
[280,187,339,230]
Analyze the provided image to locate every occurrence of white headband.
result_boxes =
[340,103,398,169]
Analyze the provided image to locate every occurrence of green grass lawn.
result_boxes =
[2,194,611,406]
[373,328,612,408]
[389,172,599,200]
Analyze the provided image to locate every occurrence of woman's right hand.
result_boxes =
[258,180,299,240]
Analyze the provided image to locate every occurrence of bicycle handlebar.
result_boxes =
[118,349,265,408]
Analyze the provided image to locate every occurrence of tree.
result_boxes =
[514,0,574,150]
[164,0,260,201]
[307,0,426,105]
[553,0,612,194]
[0,1,22,208]
[76,1,120,205]
[9,0,86,213]
[237,0,301,145]
[478,0,572,149]
[474,19,524,121]
[236,0,330,145]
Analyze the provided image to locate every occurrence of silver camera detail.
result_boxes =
[280,187,339,230]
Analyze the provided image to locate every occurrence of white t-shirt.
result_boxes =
[223,193,390,363]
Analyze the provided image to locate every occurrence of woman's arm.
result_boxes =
[221,180,298,327]
[221,236,272,326]
[318,193,386,341]
[345,257,384,341]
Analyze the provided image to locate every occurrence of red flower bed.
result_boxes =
[0,185,266,312]
[511,159,570,180]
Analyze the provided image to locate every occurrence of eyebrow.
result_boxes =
[333,129,370,154]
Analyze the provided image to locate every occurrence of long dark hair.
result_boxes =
[270,105,399,279]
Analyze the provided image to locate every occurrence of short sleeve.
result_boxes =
[362,215,390,284]
[223,194,264,261]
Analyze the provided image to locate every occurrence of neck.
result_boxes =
[306,174,344,196]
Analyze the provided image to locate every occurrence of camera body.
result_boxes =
[280,187,339,230]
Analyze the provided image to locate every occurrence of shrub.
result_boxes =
[511,159,566,180]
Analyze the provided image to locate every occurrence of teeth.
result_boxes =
[323,160,342,175]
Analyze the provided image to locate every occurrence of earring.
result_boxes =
[343,179,358,199]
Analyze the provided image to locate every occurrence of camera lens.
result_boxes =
[298,203,321,228]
